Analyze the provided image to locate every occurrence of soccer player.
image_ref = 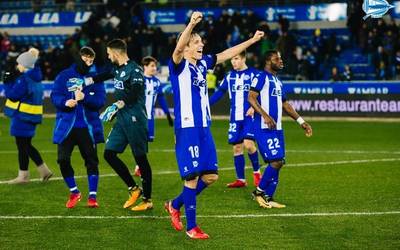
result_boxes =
[164,11,264,239]
[209,50,261,188]
[142,56,173,141]
[77,39,153,211]
[3,48,53,184]
[133,56,173,176]
[51,47,106,208]
[248,50,312,208]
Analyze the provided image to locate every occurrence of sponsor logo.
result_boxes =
[33,13,60,24]
[0,14,18,25]
[271,88,282,97]
[347,87,389,94]
[114,79,124,90]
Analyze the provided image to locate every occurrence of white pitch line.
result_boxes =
[0,149,399,154]
[0,158,399,185]
[1,211,399,220]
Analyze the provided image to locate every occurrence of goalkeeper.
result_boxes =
[76,39,153,211]
[51,47,106,208]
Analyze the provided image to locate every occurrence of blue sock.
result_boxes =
[248,151,260,172]
[234,154,245,180]
[172,189,184,210]
[265,168,280,198]
[88,175,99,199]
[183,186,197,231]
[258,164,278,192]
[172,179,208,210]
[195,178,207,195]
[64,176,80,194]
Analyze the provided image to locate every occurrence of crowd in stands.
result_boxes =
[1,0,400,82]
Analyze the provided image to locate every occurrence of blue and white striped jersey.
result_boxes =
[250,71,287,130]
[144,75,161,120]
[168,54,217,129]
[217,68,258,122]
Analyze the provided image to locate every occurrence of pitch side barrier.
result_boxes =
[0,81,400,117]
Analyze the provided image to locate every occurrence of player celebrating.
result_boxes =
[164,11,264,239]
[51,47,106,208]
[248,50,312,208]
[75,39,153,211]
[209,50,261,188]
[133,56,173,176]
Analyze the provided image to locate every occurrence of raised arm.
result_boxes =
[282,101,312,137]
[172,11,203,65]
[216,31,264,65]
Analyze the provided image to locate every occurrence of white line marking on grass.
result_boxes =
[1,211,399,220]
[0,149,399,154]
[0,158,399,185]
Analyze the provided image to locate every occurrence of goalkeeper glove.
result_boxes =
[67,77,94,92]
[99,103,119,122]
[67,78,84,92]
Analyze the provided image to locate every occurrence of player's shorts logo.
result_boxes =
[362,0,394,20]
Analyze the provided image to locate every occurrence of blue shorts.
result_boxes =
[175,127,218,180]
[228,116,255,145]
[147,119,155,142]
[255,129,285,163]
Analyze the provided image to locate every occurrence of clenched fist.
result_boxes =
[190,11,203,26]
[251,30,265,43]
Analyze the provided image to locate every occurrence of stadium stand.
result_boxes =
[0,0,400,81]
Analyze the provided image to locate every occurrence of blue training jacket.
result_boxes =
[4,66,43,137]
[51,64,106,144]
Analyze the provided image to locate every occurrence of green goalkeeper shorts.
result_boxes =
[105,117,148,156]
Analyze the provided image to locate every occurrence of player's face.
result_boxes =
[81,55,95,66]
[144,61,157,76]
[269,52,284,71]
[187,34,204,60]
[107,48,118,64]
[231,55,246,70]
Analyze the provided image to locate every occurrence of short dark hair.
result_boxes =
[79,46,95,58]
[107,39,127,53]
[237,50,246,58]
[142,56,157,66]
[176,32,201,46]
[264,50,279,62]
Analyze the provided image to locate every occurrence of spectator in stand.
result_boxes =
[330,66,342,82]
[343,65,353,82]
[1,32,11,59]
[278,14,290,35]
[395,50,400,80]
[377,61,388,80]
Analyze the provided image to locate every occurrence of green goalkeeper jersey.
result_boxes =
[111,60,147,125]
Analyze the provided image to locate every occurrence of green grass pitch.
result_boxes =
[0,117,399,249]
